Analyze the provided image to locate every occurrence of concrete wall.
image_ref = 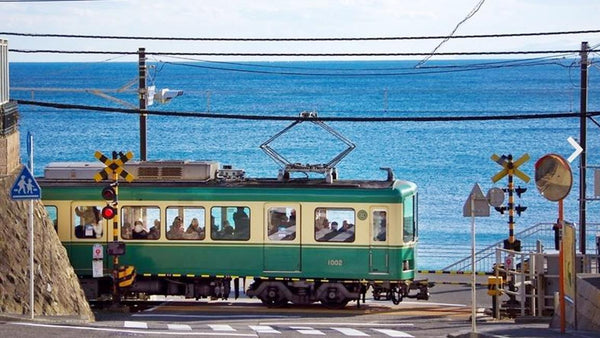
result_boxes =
[576,274,600,332]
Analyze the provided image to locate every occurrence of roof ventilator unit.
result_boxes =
[217,164,246,181]
[260,111,355,183]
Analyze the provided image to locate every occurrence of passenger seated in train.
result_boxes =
[147,219,160,239]
[74,206,102,238]
[121,222,133,239]
[132,219,149,239]
[167,216,185,239]
[314,209,329,231]
[184,217,204,239]
[219,220,234,239]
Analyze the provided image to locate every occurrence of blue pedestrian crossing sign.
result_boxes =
[10,166,41,200]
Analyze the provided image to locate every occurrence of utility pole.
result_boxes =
[138,48,147,161]
[579,41,589,255]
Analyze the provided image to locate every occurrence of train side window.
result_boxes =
[210,206,250,241]
[73,205,103,239]
[314,207,355,242]
[121,206,161,240]
[403,195,417,242]
[373,210,387,242]
[165,207,206,240]
[267,207,296,241]
[45,205,58,232]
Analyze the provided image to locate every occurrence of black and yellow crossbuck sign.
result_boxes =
[491,153,530,183]
[94,151,135,182]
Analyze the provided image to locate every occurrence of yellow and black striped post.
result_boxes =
[94,151,135,302]
[491,153,530,251]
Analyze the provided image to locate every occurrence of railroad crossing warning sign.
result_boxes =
[491,153,530,183]
[94,151,134,182]
[10,166,41,200]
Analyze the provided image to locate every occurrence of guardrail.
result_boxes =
[442,222,600,272]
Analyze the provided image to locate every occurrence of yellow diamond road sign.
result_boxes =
[491,153,530,183]
[94,151,135,182]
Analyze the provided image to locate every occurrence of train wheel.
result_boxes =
[320,286,349,309]
[390,287,403,305]
[259,286,288,308]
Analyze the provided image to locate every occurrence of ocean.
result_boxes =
[8,59,600,270]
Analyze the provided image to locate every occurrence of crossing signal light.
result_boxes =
[102,186,117,201]
[101,183,118,220]
[101,205,117,220]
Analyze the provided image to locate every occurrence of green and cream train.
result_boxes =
[38,160,428,307]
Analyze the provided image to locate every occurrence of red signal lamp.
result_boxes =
[101,205,117,220]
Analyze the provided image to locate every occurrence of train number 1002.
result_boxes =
[327,259,343,266]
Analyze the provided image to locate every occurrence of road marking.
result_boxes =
[167,324,192,331]
[209,324,236,331]
[373,328,414,337]
[133,313,294,319]
[332,327,369,336]
[249,325,280,334]
[291,326,326,335]
[9,322,256,336]
[124,321,148,329]
[259,321,414,327]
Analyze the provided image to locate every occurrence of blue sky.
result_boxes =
[1,0,599,62]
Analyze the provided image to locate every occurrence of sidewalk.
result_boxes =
[448,317,599,338]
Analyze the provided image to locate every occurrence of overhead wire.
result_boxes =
[8,48,594,57]
[416,0,487,67]
[14,99,594,122]
[2,29,600,41]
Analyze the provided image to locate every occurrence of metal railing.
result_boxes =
[442,222,600,272]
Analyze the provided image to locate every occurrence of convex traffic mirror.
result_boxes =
[534,154,573,201]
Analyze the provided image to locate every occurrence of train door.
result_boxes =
[369,208,389,273]
[263,204,301,272]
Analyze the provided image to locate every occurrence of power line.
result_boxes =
[2,29,600,41]
[8,48,593,57]
[159,59,570,77]
[417,0,487,67]
[14,99,591,122]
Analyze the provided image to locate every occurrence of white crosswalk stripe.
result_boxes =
[372,328,414,337]
[249,325,281,334]
[209,324,236,331]
[121,321,416,337]
[123,321,148,329]
[167,323,192,331]
[291,326,326,335]
[332,327,370,336]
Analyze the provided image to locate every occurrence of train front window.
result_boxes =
[267,207,296,241]
[73,205,103,239]
[165,207,206,240]
[121,206,161,240]
[314,207,355,242]
[372,209,387,242]
[211,206,250,241]
[403,195,416,242]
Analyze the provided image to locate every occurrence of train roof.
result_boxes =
[37,161,417,203]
